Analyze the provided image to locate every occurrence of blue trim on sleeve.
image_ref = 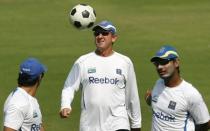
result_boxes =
[12,88,18,96]
[184,112,190,131]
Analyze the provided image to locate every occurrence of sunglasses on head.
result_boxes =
[94,31,110,37]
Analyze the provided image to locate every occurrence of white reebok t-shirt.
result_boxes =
[4,87,42,131]
[151,79,209,131]
[61,52,141,131]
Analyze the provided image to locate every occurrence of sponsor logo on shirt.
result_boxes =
[88,68,96,73]
[152,95,158,103]
[33,111,38,118]
[168,100,176,110]
[89,76,119,85]
[153,110,175,122]
[31,124,41,131]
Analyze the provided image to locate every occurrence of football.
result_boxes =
[69,4,96,29]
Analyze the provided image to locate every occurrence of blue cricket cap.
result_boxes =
[19,58,47,79]
[92,20,117,34]
[151,45,179,62]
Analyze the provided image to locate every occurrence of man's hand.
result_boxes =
[59,108,71,118]
[40,124,45,131]
[3,126,16,131]
[145,89,152,106]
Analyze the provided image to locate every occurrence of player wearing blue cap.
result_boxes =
[145,45,209,131]
[3,58,47,131]
[60,20,141,131]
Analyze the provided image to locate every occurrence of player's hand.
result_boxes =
[40,124,45,131]
[145,89,152,106]
[59,108,71,118]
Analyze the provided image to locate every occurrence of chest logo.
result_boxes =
[33,111,38,118]
[152,95,158,103]
[116,69,122,75]
[168,100,177,110]
[88,68,96,73]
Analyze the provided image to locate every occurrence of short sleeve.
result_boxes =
[4,104,24,130]
[188,89,209,124]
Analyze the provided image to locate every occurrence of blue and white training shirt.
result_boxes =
[61,51,141,131]
[151,79,209,131]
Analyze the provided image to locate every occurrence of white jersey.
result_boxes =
[3,87,42,131]
[151,79,209,131]
[61,52,141,131]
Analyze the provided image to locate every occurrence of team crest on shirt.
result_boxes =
[33,111,38,118]
[116,69,122,75]
[88,67,96,73]
[168,100,177,110]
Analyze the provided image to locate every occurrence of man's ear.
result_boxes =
[112,34,118,43]
[174,58,180,68]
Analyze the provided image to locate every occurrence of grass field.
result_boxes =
[1,0,210,130]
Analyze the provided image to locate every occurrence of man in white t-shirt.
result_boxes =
[60,20,141,131]
[145,45,209,131]
[3,58,47,131]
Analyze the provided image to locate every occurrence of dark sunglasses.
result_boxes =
[94,31,110,37]
[153,59,171,66]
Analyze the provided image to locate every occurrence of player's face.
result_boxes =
[153,59,179,79]
[94,30,117,52]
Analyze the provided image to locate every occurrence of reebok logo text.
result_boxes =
[153,111,175,122]
[89,76,119,85]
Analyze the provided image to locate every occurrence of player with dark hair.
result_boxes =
[145,45,209,131]
[3,58,47,131]
[60,20,141,131]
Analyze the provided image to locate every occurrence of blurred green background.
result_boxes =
[1,0,210,130]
